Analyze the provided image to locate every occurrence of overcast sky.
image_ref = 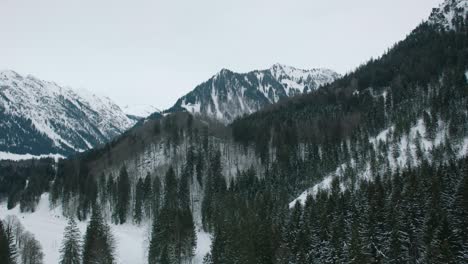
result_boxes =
[0,0,443,110]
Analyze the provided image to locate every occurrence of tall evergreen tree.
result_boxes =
[115,166,130,224]
[134,178,144,225]
[82,206,115,264]
[148,166,196,264]
[59,217,82,264]
[0,220,15,264]
[142,173,153,219]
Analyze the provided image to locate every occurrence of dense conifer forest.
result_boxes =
[0,4,467,264]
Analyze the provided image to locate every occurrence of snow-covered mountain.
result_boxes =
[167,64,340,123]
[122,104,160,119]
[0,70,136,157]
[428,0,468,30]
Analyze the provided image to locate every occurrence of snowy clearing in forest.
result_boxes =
[0,193,211,264]
[0,151,64,161]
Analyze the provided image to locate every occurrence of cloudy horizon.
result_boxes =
[0,0,442,110]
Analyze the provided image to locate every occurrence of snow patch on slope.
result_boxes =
[171,64,340,123]
[290,118,468,207]
[122,104,160,118]
[428,0,468,30]
[0,151,64,161]
[0,70,136,155]
[0,194,212,264]
[270,63,340,94]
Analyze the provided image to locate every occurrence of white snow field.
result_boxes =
[0,194,211,264]
[0,151,64,161]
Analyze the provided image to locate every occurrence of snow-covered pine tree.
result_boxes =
[59,217,82,264]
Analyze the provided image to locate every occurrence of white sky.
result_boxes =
[0,0,442,110]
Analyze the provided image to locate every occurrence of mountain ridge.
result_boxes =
[0,70,136,157]
[166,64,341,123]
[428,0,468,30]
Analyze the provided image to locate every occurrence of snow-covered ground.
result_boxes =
[0,151,64,161]
[0,194,211,264]
[122,104,160,118]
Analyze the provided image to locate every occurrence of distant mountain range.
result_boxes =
[122,104,160,120]
[0,70,136,158]
[167,64,340,123]
[0,64,338,158]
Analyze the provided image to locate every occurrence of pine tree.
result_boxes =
[0,220,15,264]
[176,164,197,262]
[59,217,82,264]
[148,166,197,264]
[82,206,115,264]
[116,166,130,224]
[152,176,161,219]
[142,173,153,219]
[453,162,468,262]
[348,201,367,264]
[160,246,171,264]
[148,167,178,264]
[202,151,226,232]
[148,212,164,264]
[133,178,144,224]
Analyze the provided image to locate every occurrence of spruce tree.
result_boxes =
[152,176,161,219]
[142,173,153,219]
[59,217,82,264]
[0,220,15,264]
[148,167,178,264]
[148,166,197,264]
[116,166,130,224]
[134,178,144,224]
[82,206,115,264]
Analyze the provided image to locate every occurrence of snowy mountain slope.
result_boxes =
[122,104,160,119]
[0,70,136,156]
[0,194,212,264]
[0,151,64,161]
[168,64,340,123]
[289,119,468,208]
[428,0,468,30]
[286,0,468,206]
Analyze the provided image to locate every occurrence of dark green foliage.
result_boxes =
[201,151,226,232]
[0,159,55,211]
[151,175,161,220]
[203,167,279,264]
[278,157,468,264]
[59,218,82,264]
[148,167,197,264]
[0,220,15,264]
[115,166,130,224]
[82,206,115,264]
[133,178,144,225]
[77,161,98,221]
[142,173,153,219]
